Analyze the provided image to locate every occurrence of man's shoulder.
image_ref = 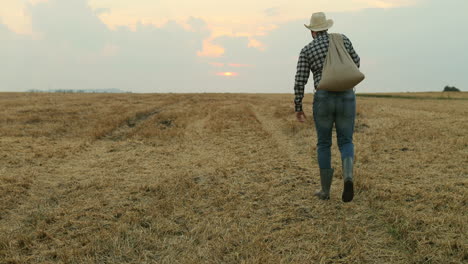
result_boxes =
[329,32,350,40]
[301,41,315,52]
[300,38,324,53]
[340,34,353,44]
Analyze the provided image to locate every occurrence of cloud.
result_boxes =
[93,8,111,16]
[264,7,280,17]
[29,0,49,4]
[209,62,224,67]
[197,39,225,57]
[228,63,252,68]
[187,17,209,33]
[28,0,110,51]
[1,0,467,93]
[0,0,214,92]
[352,0,420,9]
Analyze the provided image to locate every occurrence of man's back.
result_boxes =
[297,32,361,88]
[294,31,360,112]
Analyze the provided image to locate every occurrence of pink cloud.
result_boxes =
[209,62,225,67]
[228,63,252,68]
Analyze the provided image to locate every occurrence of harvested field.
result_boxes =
[357,92,468,100]
[0,92,467,263]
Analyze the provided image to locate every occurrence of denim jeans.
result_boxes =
[313,89,356,169]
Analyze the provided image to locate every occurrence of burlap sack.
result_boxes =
[317,33,365,91]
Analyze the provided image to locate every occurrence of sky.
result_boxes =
[1,0,467,93]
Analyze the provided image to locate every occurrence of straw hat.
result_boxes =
[304,12,334,31]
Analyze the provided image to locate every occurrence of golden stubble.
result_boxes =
[0,92,467,263]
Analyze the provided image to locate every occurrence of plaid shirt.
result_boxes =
[294,31,361,112]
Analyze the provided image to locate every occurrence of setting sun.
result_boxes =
[216,72,238,77]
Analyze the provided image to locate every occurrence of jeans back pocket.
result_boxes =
[313,91,332,118]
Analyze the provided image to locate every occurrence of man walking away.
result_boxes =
[293,12,361,202]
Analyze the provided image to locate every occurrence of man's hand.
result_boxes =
[296,111,307,123]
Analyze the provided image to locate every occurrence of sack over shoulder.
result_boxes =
[317,33,365,91]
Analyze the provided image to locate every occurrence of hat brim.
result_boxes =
[304,19,334,31]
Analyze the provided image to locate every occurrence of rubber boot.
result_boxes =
[342,157,354,202]
[314,168,334,200]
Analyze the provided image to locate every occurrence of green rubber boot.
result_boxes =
[342,157,354,202]
[314,168,334,200]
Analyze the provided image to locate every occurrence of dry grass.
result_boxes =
[0,92,467,264]
[357,91,468,100]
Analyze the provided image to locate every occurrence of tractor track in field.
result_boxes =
[99,98,191,141]
[0,99,189,235]
[101,108,160,141]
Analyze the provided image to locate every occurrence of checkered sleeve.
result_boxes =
[294,48,310,112]
[342,35,360,68]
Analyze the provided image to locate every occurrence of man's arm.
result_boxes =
[342,35,360,68]
[294,48,310,112]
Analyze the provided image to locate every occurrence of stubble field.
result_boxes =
[0,92,467,264]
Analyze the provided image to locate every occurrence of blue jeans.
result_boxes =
[313,89,356,169]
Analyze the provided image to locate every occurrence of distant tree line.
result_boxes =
[27,89,132,93]
[443,85,460,92]
[27,89,82,93]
